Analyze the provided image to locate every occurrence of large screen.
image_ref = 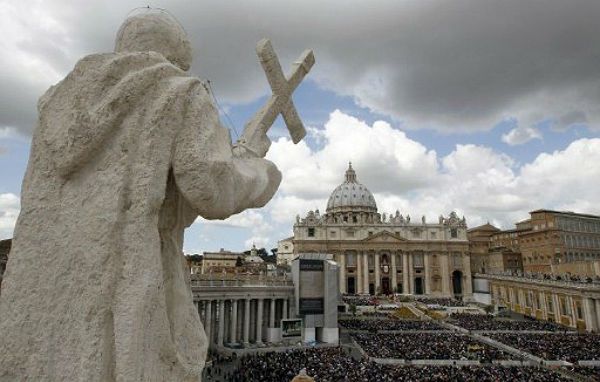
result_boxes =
[298,259,324,314]
[281,318,303,338]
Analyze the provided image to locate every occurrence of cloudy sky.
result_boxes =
[1,0,600,254]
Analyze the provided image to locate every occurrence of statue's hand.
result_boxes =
[233,124,271,158]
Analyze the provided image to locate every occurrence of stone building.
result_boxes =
[277,236,295,266]
[479,272,600,331]
[518,210,600,273]
[292,164,472,299]
[467,223,500,273]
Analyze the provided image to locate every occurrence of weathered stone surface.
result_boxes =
[0,12,281,382]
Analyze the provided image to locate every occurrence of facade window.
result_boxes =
[352,215,358,223]
[308,227,315,237]
[346,231,355,238]
[450,228,458,238]
[413,253,424,268]
[368,231,373,236]
[346,253,356,267]
[431,231,437,238]
[330,231,336,237]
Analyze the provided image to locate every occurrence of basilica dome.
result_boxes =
[326,163,377,213]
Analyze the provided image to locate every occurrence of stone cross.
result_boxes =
[237,39,315,154]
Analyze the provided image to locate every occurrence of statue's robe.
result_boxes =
[0,51,280,381]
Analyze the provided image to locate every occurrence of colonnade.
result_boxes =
[336,251,471,297]
[195,297,291,348]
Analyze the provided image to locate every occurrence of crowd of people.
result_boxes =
[340,318,445,331]
[219,347,569,382]
[490,333,600,363]
[414,297,467,307]
[352,333,513,362]
[449,313,571,331]
[568,366,600,380]
[342,295,378,306]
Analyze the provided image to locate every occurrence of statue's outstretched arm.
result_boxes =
[172,84,281,221]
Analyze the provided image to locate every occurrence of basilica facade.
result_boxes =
[292,164,473,299]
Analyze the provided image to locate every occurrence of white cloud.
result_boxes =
[195,209,273,251]
[502,125,543,145]
[0,193,20,239]
[265,111,600,237]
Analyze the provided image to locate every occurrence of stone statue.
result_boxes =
[0,11,313,382]
[422,215,426,224]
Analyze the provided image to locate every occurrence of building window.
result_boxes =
[450,228,458,238]
[413,253,424,268]
[346,231,355,238]
[431,231,437,238]
[330,231,336,237]
[352,215,358,223]
[368,231,373,236]
[308,228,315,237]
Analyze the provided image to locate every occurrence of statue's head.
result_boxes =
[115,11,192,71]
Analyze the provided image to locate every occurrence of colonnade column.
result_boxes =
[283,298,289,319]
[374,253,380,294]
[230,299,238,343]
[269,298,276,328]
[339,254,346,294]
[540,291,548,320]
[402,253,409,295]
[243,299,250,345]
[553,294,561,320]
[256,298,264,344]
[217,300,225,346]
[391,253,397,293]
[584,298,597,332]
[362,252,369,294]
[424,253,431,295]
[204,300,212,346]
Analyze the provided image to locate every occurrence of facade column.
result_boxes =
[362,252,369,294]
[595,299,600,331]
[424,253,431,295]
[584,298,597,332]
[256,298,264,344]
[356,252,363,294]
[374,252,381,294]
[408,252,414,294]
[339,254,346,294]
[402,252,409,295]
[204,300,213,346]
[269,298,276,327]
[217,300,225,347]
[283,298,289,319]
[462,253,473,297]
[243,299,250,345]
[391,252,398,293]
[441,254,450,296]
[230,299,238,343]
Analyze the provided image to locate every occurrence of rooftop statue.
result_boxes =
[0,10,313,382]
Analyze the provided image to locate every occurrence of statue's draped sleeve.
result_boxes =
[172,82,282,220]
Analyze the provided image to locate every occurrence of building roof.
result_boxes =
[326,163,377,213]
[467,223,500,233]
[530,209,600,220]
